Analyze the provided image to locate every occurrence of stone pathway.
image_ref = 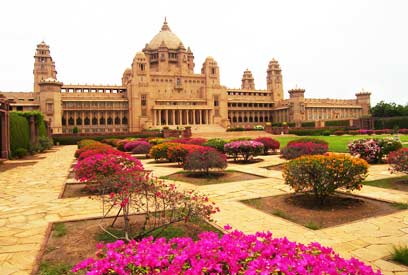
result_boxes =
[0,147,407,274]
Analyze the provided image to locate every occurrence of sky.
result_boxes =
[0,0,407,105]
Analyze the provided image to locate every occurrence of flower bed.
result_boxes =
[72,228,381,274]
[254,137,280,154]
[281,141,328,160]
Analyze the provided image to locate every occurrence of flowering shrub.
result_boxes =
[77,139,99,149]
[101,138,122,147]
[348,139,382,163]
[203,138,228,152]
[74,152,218,240]
[388,148,408,174]
[184,147,227,174]
[167,144,205,164]
[148,138,166,145]
[149,142,179,161]
[75,153,144,182]
[171,138,207,145]
[117,139,133,151]
[254,137,280,154]
[281,142,328,159]
[224,140,264,162]
[287,137,329,147]
[73,228,381,275]
[124,140,151,155]
[74,143,112,158]
[77,148,128,161]
[283,153,368,204]
[348,138,401,164]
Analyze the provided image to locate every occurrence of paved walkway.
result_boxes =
[0,146,407,274]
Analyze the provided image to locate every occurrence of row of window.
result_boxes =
[62,117,128,126]
[62,102,128,108]
[227,91,270,96]
[228,103,273,108]
[155,101,206,106]
[61,88,126,93]
[228,116,272,123]
[151,78,204,84]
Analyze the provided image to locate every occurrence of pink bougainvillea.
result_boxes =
[72,227,381,275]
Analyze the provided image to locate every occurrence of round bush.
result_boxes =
[124,140,151,153]
[184,147,227,174]
[283,153,368,204]
[14,147,28,159]
[287,137,329,147]
[203,138,227,152]
[149,142,179,161]
[224,140,264,162]
[254,137,280,154]
[72,229,381,275]
[74,143,112,158]
[348,138,401,164]
[166,144,205,164]
[388,148,408,174]
[281,142,328,160]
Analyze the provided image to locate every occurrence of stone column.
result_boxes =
[192,110,196,125]
[178,110,182,125]
[186,110,190,125]
[158,110,162,125]
[172,110,175,126]
[165,110,169,125]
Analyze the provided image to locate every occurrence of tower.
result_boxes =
[355,89,371,115]
[267,59,283,102]
[33,41,57,93]
[241,69,255,90]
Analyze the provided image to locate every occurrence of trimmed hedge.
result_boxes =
[325,120,350,127]
[53,133,162,145]
[288,128,328,136]
[374,116,408,130]
[300,121,315,128]
[10,112,30,156]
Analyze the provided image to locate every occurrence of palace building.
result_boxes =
[0,19,371,134]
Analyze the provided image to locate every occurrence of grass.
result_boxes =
[391,245,408,266]
[39,261,73,275]
[391,202,408,210]
[274,134,408,153]
[95,219,222,243]
[52,223,67,238]
[304,221,321,230]
[363,175,408,190]
[272,210,289,219]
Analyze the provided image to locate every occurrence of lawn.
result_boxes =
[274,134,408,153]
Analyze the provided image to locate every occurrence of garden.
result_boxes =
[35,133,408,274]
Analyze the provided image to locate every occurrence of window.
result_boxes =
[122,116,128,124]
[214,95,219,107]
[107,117,113,125]
[76,117,82,125]
[141,94,147,106]
[115,117,121,125]
[99,117,105,125]
[211,68,216,75]
[46,103,53,113]
[92,117,98,125]
[68,117,74,125]
[17,106,23,111]
[84,117,90,125]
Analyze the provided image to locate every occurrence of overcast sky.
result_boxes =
[1,0,407,105]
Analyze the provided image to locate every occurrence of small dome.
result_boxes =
[147,19,183,50]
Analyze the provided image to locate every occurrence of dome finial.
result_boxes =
[161,17,171,32]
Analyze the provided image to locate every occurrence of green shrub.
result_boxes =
[391,245,408,266]
[287,138,329,146]
[14,148,28,158]
[283,153,368,204]
[325,120,350,127]
[301,121,315,128]
[38,119,47,137]
[203,138,228,152]
[288,129,327,136]
[374,116,408,130]
[39,137,53,151]
[10,112,30,156]
[72,126,79,134]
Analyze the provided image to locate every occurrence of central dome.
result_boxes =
[147,19,183,50]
